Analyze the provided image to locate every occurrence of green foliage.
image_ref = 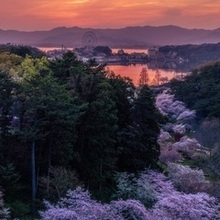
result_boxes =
[0,47,163,217]
[0,52,23,75]
[19,56,84,165]
[114,172,157,208]
[19,55,50,81]
[194,118,220,149]
[159,43,220,71]
[50,51,83,85]
[170,61,220,118]
[77,80,118,188]
[0,163,22,201]
[7,200,30,219]
[106,72,134,129]
[118,86,161,172]
[50,53,119,196]
[193,147,220,181]
[0,44,45,58]
[0,71,18,149]
[39,166,82,202]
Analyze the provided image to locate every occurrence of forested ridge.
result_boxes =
[169,62,220,196]
[0,45,220,219]
[170,61,220,119]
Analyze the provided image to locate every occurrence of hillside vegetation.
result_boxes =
[170,61,220,118]
[0,45,219,219]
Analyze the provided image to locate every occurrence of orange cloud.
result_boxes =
[0,0,220,30]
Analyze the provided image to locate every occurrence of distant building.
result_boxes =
[117,49,125,55]
[148,47,159,59]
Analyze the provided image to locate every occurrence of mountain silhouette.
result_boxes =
[0,25,220,48]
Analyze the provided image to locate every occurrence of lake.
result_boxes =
[108,49,185,86]
[106,64,182,86]
[38,47,185,86]
[38,47,148,54]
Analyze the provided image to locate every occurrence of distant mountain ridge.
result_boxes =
[0,25,220,48]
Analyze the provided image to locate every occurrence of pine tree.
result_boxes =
[118,86,161,171]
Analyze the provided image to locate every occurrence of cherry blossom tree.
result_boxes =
[167,163,210,193]
[40,171,220,220]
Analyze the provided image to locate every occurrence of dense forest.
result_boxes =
[170,61,220,119]
[0,45,162,219]
[0,45,220,219]
[159,43,220,71]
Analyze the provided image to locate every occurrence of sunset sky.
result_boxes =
[1,0,220,31]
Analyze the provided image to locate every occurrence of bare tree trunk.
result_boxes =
[46,142,52,195]
[99,157,103,192]
[31,138,36,213]
[36,141,43,198]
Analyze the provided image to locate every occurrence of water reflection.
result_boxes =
[106,63,184,86]
[38,47,191,86]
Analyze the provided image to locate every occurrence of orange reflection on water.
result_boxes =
[107,64,177,86]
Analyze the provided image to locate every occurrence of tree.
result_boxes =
[167,163,210,194]
[118,86,161,172]
[139,67,149,86]
[49,51,83,85]
[113,172,157,208]
[94,46,112,56]
[18,56,84,212]
[0,163,22,201]
[39,166,82,202]
[75,80,118,195]
[0,71,18,161]
[170,61,220,118]
[40,172,220,220]
[51,54,119,196]
[106,72,134,130]
[0,44,45,58]
[0,52,23,75]
[152,69,161,86]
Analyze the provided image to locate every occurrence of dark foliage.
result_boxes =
[0,44,45,58]
[117,86,161,172]
[170,61,220,118]
[0,47,162,217]
[159,43,220,71]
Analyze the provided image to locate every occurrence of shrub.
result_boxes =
[152,192,219,220]
[159,146,182,164]
[0,191,10,220]
[114,172,157,208]
[7,200,30,219]
[40,172,220,220]
[167,163,210,193]
[40,187,112,220]
[39,166,82,202]
[146,171,219,220]
[156,92,196,123]
[110,199,152,220]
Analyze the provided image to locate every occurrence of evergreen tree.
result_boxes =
[118,86,161,172]
[50,53,119,196]
[17,56,84,211]
[0,71,18,161]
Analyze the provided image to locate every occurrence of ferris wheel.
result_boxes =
[82,31,97,48]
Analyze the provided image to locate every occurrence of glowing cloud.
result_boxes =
[0,0,220,30]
